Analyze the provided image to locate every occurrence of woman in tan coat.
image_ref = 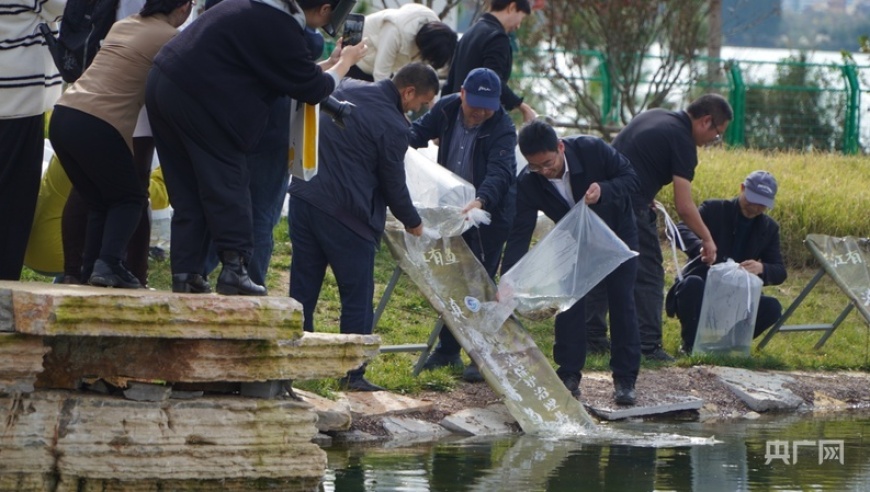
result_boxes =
[48,0,193,288]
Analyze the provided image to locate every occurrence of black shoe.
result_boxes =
[216,251,266,296]
[642,346,675,363]
[614,379,637,406]
[462,362,484,383]
[89,259,142,289]
[172,273,212,293]
[60,274,82,285]
[678,343,693,356]
[338,375,385,392]
[421,351,463,371]
[559,373,582,398]
[587,338,611,355]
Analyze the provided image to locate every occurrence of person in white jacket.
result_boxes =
[350,3,456,82]
[0,0,65,280]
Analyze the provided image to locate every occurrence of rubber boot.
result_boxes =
[216,251,266,296]
[172,273,212,293]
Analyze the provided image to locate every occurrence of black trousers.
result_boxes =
[554,247,641,384]
[61,137,154,284]
[673,275,783,349]
[50,106,146,268]
[0,114,44,280]
[146,67,254,275]
[586,204,665,352]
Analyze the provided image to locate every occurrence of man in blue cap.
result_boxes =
[409,67,518,382]
[666,170,787,353]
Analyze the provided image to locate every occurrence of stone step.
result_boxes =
[0,281,303,340]
[0,334,48,393]
[36,332,380,389]
[0,391,326,482]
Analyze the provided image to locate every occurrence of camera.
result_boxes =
[321,96,355,129]
[341,13,364,46]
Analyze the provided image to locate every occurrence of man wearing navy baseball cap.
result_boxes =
[666,170,787,354]
[410,67,518,383]
[462,67,502,111]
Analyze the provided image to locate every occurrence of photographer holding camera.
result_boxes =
[145,0,366,296]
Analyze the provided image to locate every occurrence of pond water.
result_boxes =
[320,411,870,491]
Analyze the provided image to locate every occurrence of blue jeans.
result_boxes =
[203,147,289,286]
[288,197,377,335]
[246,146,289,286]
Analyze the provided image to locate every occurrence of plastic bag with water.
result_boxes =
[402,148,489,238]
[498,202,637,320]
[693,259,762,356]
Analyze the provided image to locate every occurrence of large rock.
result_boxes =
[0,391,326,483]
[0,334,49,393]
[705,367,805,412]
[295,389,352,432]
[0,281,303,340]
[37,332,380,389]
[440,404,517,436]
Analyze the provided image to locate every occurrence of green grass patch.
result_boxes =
[657,147,870,267]
[18,148,870,396]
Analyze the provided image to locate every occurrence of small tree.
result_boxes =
[743,54,842,152]
[515,0,711,139]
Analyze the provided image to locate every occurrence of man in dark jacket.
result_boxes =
[410,67,518,382]
[586,94,733,362]
[146,0,366,296]
[501,120,641,405]
[666,170,786,353]
[442,0,537,123]
[289,63,438,391]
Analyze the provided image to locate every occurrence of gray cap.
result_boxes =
[744,170,778,208]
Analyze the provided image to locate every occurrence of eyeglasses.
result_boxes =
[528,154,560,173]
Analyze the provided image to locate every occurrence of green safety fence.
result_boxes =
[514,49,868,155]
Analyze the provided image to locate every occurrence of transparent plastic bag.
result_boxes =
[402,148,488,238]
[693,259,762,356]
[498,202,637,320]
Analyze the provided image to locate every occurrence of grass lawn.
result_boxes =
[19,147,870,393]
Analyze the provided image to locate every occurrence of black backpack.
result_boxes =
[38,0,120,83]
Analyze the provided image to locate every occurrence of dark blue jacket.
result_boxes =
[502,136,639,272]
[408,93,517,234]
[154,0,334,152]
[289,79,421,243]
[677,198,787,286]
[442,13,523,111]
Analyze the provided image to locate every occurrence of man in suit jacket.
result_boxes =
[502,120,641,406]
[666,170,787,353]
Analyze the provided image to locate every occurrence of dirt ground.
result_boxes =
[350,367,870,435]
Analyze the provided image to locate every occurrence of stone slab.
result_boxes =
[123,381,171,402]
[440,404,517,436]
[381,416,452,444]
[383,231,597,434]
[705,367,804,412]
[0,333,49,393]
[0,281,303,340]
[36,332,380,389]
[0,390,326,481]
[0,288,11,332]
[295,389,352,432]
[587,396,704,421]
[344,390,434,418]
